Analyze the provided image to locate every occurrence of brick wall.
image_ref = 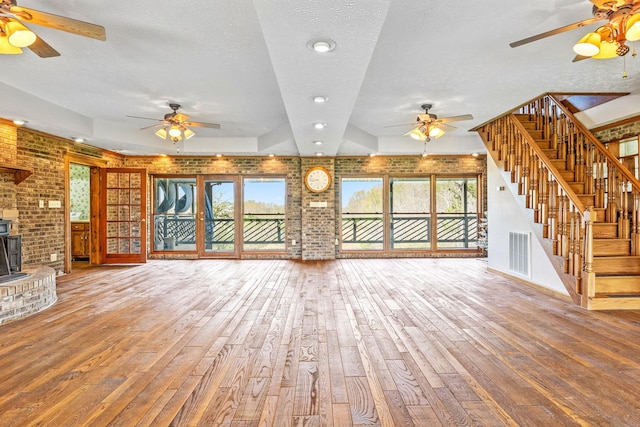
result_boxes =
[123,155,303,260]
[592,117,640,143]
[2,128,123,271]
[5,125,488,267]
[301,158,336,260]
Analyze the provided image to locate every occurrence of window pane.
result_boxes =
[153,177,197,252]
[436,177,478,249]
[243,178,286,251]
[390,178,431,250]
[341,177,383,250]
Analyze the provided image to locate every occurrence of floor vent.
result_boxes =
[509,232,530,276]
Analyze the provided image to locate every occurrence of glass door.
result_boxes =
[198,176,240,257]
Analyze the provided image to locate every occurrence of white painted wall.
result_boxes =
[487,155,568,295]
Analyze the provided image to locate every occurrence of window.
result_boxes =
[243,178,286,251]
[390,178,431,249]
[340,175,480,252]
[436,177,478,249]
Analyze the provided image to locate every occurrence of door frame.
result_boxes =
[101,168,148,264]
[64,154,107,273]
[197,175,242,258]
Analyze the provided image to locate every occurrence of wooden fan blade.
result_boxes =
[509,17,602,48]
[572,54,590,62]
[185,121,221,129]
[437,123,457,132]
[402,127,421,136]
[139,123,166,131]
[10,6,106,41]
[27,35,60,58]
[438,114,473,123]
[383,122,420,128]
[126,115,164,122]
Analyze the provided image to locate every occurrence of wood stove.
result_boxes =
[0,220,23,282]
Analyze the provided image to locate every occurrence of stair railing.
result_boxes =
[477,93,640,302]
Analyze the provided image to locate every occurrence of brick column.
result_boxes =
[300,158,336,260]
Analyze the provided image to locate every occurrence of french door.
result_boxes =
[101,168,147,264]
[197,175,240,258]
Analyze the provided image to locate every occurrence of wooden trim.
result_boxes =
[0,163,33,184]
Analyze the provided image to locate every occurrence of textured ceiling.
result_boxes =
[1,0,639,157]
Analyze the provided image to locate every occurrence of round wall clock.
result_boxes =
[304,166,332,193]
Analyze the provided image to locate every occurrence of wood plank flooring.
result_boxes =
[2,258,640,426]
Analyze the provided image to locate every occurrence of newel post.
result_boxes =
[582,206,596,301]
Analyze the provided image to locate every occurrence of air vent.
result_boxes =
[509,232,530,276]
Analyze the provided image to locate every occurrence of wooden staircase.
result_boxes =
[474,93,640,310]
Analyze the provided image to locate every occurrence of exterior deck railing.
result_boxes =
[154,213,286,248]
[341,213,478,248]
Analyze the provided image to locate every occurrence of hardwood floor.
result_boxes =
[2,258,640,426]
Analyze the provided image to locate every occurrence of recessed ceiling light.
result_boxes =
[311,40,335,53]
[268,153,275,157]
[314,122,326,129]
[312,96,329,103]
[216,154,222,157]
[315,152,324,156]
[73,137,85,143]
[313,140,323,145]
[369,153,376,157]
[12,119,25,126]
[472,152,479,157]
[421,152,428,157]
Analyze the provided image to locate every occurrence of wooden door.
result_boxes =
[101,168,147,264]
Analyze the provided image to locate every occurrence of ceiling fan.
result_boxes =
[0,0,106,57]
[510,0,640,62]
[389,104,473,142]
[128,103,221,143]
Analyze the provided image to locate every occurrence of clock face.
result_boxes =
[305,166,331,193]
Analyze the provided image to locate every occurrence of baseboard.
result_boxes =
[487,266,572,302]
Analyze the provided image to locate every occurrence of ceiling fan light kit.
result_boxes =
[129,103,220,144]
[511,0,640,71]
[3,19,35,47]
[0,0,106,57]
[396,103,473,144]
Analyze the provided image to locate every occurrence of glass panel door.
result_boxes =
[199,176,239,257]
[102,168,147,264]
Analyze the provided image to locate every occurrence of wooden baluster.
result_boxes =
[528,151,538,215]
[583,206,595,301]
[633,193,640,256]
[550,104,558,152]
[539,163,550,237]
[560,193,570,272]
[595,153,605,209]
[584,142,594,199]
[559,114,567,162]
[575,133,585,191]
[548,178,559,253]
[567,122,576,172]
[606,164,618,223]
[619,179,630,239]
[543,96,551,140]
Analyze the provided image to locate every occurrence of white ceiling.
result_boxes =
[1,0,640,157]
